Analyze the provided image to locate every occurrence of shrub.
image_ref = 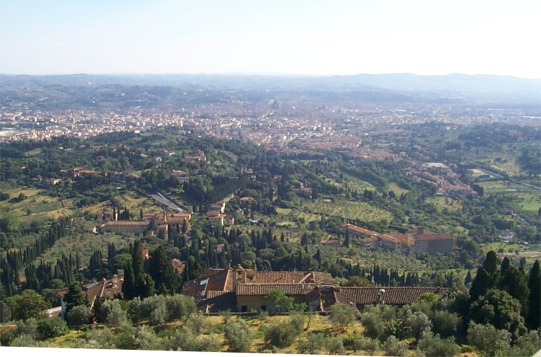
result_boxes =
[36,317,68,340]
[383,335,408,357]
[66,305,92,328]
[265,322,298,348]
[417,331,461,357]
[329,303,359,332]
[361,311,385,339]
[297,333,325,354]
[324,336,346,355]
[345,333,380,355]
[467,322,512,356]
[224,318,252,352]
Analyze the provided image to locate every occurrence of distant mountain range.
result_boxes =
[1,73,540,109]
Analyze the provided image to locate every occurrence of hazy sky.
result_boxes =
[1,0,540,78]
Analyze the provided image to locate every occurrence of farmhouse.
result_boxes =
[181,265,449,313]
[57,276,123,318]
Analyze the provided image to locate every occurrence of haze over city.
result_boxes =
[1,0,540,78]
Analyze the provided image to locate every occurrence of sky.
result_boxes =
[0,0,540,79]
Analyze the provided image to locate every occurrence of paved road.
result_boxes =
[149,192,184,211]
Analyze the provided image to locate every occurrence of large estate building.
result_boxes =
[342,224,456,255]
[101,211,191,236]
[181,265,448,313]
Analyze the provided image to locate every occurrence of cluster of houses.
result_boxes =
[342,223,457,255]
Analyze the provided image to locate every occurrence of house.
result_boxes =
[170,170,188,183]
[499,229,515,242]
[101,221,149,235]
[181,265,449,314]
[342,224,413,252]
[102,211,191,236]
[342,223,455,255]
[185,150,206,162]
[57,276,123,318]
[408,227,456,254]
[333,286,448,311]
[239,196,254,206]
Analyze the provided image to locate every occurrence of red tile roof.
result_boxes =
[335,287,448,306]
[236,283,317,296]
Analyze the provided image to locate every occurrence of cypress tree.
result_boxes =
[149,246,180,295]
[527,260,540,330]
[500,264,529,317]
[63,282,85,319]
[122,262,136,300]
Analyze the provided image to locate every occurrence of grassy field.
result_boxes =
[342,173,376,193]
[0,187,74,223]
[425,196,463,212]
[479,181,541,216]
[388,182,409,196]
[83,190,161,217]
[303,198,392,223]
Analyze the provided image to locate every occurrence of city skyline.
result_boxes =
[0,0,540,79]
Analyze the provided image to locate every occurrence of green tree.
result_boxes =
[223,318,252,352]
[5,289,51,321]
[499,263,529,317]
[121,262,136,300]
[469,251,499,302]
[297,333,325,354]
[382,335,408,357]
[63,282,86,318]
[36,317,68,340]
[100,299,131,330]
[184,255,202,281]
[148,245,180,295]
[527,260,540,330]
[323,336,346,355]
[66,305,92,328]
[398,309,431,340]
[265,288,295,313]
[360,310,385,339]
[417,330,461,357]
[329,303,359,332]
[467,322,511,356]
[345,333,380,355]
[265,322,301,348]
[469,289,527,339]
[430,310,460,338]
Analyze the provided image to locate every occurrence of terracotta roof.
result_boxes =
[103,221,149,226]
[244,271,333,284]
[335,287,448,306]
[181,279,207,299]
[181,268,234,299]
[413,232,454,241]
[207,269,233,291]
[236,283,317,296]
[344,224,398,242]
[57,277,123,303]
[200,291,237,313]
[343,224,378,236]
[387,232,413,248]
